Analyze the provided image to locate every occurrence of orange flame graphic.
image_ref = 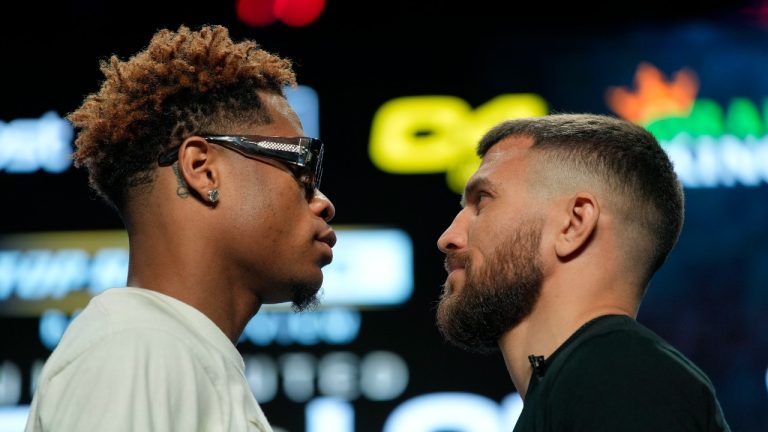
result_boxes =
[606,62,699,124]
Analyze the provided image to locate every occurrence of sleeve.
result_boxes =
[546,333,725,432]
[34,328,223,432]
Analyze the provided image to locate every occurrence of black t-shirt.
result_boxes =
[513,315,731,432]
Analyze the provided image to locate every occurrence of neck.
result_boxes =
[127,270,262,344]
[122,172,266,344]
[125,221,261,344]
[498,273,638,399]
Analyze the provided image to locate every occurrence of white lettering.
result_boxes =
[383,392,516,432]
[285,85,320,139]
[280,353,317,402]
[720,135,760,186]
[0,111,73,173]
[320,229,414,306]
[244,355,279,403]
[16,250,57,300]
[0,252,19,300]
[0,227,410,312]
[0,405,30,432]
[0,248,128,304]
[360,351,409,401]
[661,134,768,188]
[499,392,525,426]
[29,360,44,397]
[241,309,361,347]
[39,309,70,350]
[244,351,409,404]
[87,248,129,295]
[305,397,354,432]
[0,361,21,405]
[318,352,359,400]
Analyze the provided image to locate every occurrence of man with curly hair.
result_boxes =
[26,25,336,431]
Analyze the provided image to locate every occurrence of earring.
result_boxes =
[207,189,220,203]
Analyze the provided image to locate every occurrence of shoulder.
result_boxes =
[31,327,226,431]
[559,316,713,388]
[29,289,258,431]
[39,288,207,377]
[43,326,215,393]
[544,316,726,431]
[35,288,232,399]
[552,316,714,393]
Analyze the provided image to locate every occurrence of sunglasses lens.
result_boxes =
[314,164,322,191]
[313,141,323,190]
[199,135,324,196]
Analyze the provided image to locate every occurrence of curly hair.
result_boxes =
[68,24,297,212]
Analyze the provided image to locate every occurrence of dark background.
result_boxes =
[2,1,767,431]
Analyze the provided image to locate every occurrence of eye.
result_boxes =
[475,191,491,212]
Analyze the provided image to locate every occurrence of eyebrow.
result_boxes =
[460,177,495,208]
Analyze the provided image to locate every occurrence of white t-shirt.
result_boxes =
[25,287,273,432]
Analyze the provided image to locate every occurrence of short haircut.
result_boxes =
[477,113,684,285]
[68,25,297,213]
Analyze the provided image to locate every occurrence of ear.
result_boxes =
[554,192,599,259]
[177,136,221,205]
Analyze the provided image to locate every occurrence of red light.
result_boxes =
[237,0,325,27]
[237,0,277,26]
[274,0,325,27]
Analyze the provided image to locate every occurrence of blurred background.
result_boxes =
[1,1,767,431]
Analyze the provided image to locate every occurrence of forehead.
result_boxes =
[472,135,534,183]
[250,91,304,136]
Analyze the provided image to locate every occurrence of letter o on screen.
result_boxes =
[383,392,503,432]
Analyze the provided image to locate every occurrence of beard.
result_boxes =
[291,284,321,312]
[436,219,544,354]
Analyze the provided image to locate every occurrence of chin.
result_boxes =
[291,284,322,312]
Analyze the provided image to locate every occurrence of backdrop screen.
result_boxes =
[1,1,766,431]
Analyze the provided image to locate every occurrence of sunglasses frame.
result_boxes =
[158,134,324,194]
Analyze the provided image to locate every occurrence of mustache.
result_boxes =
[444,251,471,273]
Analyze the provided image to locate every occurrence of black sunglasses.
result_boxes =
[158,135,324,195]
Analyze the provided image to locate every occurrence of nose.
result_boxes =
[437,211,467,253]
[310,189,336,222]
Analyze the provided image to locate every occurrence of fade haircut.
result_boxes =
[477,113,684,287]
[68,24,297,213]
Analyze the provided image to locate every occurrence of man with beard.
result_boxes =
[436,114,730,431]
[26,25,336,432]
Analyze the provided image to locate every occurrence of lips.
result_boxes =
[444,253,469,274]
[316,229,336,265]
[317,229,337,248]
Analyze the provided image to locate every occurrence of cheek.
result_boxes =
[467,215,500,252]
[252,191,309,243]
[224,184,279,238]
[227,168,310,241]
